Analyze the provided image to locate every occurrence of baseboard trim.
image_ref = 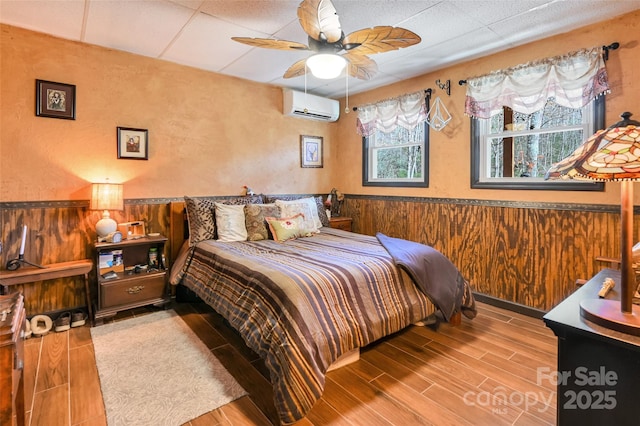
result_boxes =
[473,292,547,319]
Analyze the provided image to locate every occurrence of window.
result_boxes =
[363,121,429,187]
[471,96,605,190]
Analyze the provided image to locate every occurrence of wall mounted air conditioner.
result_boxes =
[282,89,340,122]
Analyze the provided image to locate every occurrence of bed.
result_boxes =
[168,195,476,424]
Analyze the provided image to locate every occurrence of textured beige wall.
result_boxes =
[3,10,640,205]
[0,24,337,202]
[335,9,640,206]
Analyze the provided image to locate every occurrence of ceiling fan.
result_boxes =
[231,0,421,80]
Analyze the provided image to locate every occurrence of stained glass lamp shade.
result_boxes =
[546,112,640,335]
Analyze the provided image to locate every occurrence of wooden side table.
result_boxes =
[94,236,169,324]
[0,260,93,324]
[544,268,640,424]
[329,216,352,232]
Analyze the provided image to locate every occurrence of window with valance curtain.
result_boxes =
[464,46,610,119]
[357,91,427,136]
[358,91,430,187]
[466,46,609,190]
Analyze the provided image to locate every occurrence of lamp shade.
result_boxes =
[91,183,124,238]
[546,111,640,336]
[91,183,124,211]
[545,112,640,181]
[306,54,347,79]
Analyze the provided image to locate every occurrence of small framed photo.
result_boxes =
[117,127,149,160]
[36,79,76,120]
[300,135,323,168]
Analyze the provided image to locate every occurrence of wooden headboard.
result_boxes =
[169,201,187,264]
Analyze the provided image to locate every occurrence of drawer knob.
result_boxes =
[126,285,145,294]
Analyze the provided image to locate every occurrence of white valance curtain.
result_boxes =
[464,46,610,119]
[356,91,427,136]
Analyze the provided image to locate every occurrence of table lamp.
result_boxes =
[91,182,124,240]
[545,111,640,335]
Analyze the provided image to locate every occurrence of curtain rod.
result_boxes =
[458,41,619,86]
[352,89,431,111]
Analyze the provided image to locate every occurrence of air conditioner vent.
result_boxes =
[282,89,339,122]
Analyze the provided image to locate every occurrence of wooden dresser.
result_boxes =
[0,292,25,426]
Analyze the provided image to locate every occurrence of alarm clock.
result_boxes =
[105,231,123,243]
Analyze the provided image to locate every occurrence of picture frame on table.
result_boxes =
[35,79,76,120]
[300,135,323,168]
[117,127,149,160]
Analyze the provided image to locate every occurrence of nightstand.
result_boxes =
[329,216,352,232]
[94,235,169,324]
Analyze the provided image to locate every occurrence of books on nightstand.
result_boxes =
[99,250,124,274]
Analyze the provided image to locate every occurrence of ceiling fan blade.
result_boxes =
[343,26,421,55]
[297,0,342,43]
[343,53,378,80]
[283,58,308,79]
[231,37,309,51]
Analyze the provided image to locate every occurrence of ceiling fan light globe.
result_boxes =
[306,54,347,79]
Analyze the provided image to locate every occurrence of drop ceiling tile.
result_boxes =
[0,0,85,41]
[85,0,195,58]
[198,0,299,35]
[162,11,258,72]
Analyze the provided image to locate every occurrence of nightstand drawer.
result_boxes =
[100,273,166,309]
[329,217,352,232]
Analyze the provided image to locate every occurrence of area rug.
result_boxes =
[91,310,247,425]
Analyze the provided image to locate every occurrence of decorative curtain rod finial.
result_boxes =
[603,41,620,61]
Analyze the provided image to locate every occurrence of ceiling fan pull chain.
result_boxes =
[345,72,349,114]
[304,63,309,113]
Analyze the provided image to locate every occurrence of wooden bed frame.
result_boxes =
[168,200,361,369]
[168,199,462,375]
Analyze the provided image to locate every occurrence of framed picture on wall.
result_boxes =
[300,135,323,168]
[35,79,76,120]
[117,127,149,160]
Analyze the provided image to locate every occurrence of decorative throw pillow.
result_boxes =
[218,195,265,206]
[244,203,279,241]
[184,196,217,246]
[265,214,314,242]
[214,203,247,242]
[275,198,321,232]
[313,196,330,227]
[265,195,329,227]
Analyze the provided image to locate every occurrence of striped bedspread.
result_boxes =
[175,228,441,424]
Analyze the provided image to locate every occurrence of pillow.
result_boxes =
[266,195,329,227]
[313,196,330,227]
[244,203,279,241]
[214,203,247,242]
[265,214,314,242]
[218,194,265,205]
[184,196,217,246]
[275,197,322,232]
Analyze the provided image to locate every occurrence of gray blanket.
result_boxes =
[377,233,477,321]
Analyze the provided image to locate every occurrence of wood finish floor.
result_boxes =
[20,301,557,425]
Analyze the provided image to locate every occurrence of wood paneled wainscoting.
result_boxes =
[1,195,631,316]
[342,195,631,311]
[0,199,174,316]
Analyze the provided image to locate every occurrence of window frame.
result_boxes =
[470,96,606,191]
[362,122,429,187]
